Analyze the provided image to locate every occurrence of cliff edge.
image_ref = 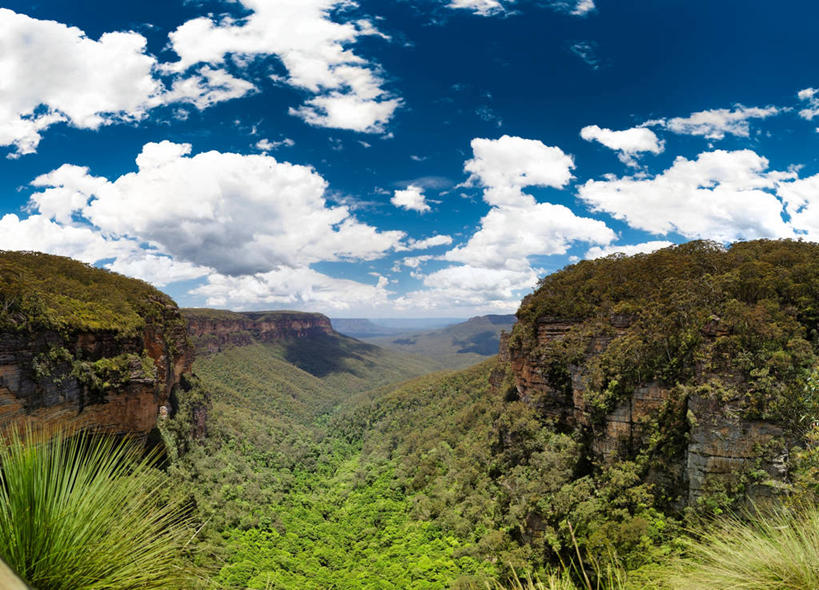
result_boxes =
[500,240,819,508]
[0,251,195,438]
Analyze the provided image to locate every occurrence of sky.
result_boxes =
[0,0,818,317]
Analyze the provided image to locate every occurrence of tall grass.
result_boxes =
[0,425,193,589]
[666,503,819,590]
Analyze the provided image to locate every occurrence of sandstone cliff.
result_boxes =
[0,251,196,439]
[499,240,819,508]
[183,308,334,354]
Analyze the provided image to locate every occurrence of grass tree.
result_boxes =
[0,425,193,589]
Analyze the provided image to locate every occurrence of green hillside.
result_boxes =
[361,314,516,369]
[0,250,180,335]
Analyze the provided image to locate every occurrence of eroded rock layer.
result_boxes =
[183,308,334,354]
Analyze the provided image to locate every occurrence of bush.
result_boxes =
[0,425,194,589]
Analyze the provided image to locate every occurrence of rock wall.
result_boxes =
[503,314,789,505]
[0,303,193,438]
[184,309,334,354]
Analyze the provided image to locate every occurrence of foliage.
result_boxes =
[0,250,181,336]
[0,425,193,589]
[513,239,819,429]
[665,503,819,590]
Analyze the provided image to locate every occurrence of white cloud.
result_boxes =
[0,213,136,263]
[162,66,256,110]
[580,124,663,166]
[570,0,596,15]
[255,137,295,152]
[446,0,595,17]
[445,202,614,269]
[578,149,795,241]
[463,135,575,206]
[392,184,431,213]
[29,141,405,275]
[165,0,400,133]
[291,92,401,133]
[568,41,600,70]
[585,240,674,260]
[405,235,453,249]
[412,135,614,310]
[191,266,392,310]
[0,9,260,157]
[797,88,819,121]
[777,173,819,239]
[0,9,160,156]
[395,266,535,313]
[658,105,780,140]
[105,254,211,287]
[447,0,508,16]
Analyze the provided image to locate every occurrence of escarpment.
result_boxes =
[0,251,196,439]
[499,240,819,507]
[183,308,334,354]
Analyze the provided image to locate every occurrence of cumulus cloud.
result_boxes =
[777,173,819,239]
[0,2,399,157]
[392,185,431,213]
[395,265,536,313]
[463,135,576,206]
[797,88,819,121]
[656,105,780,140]
[104,254,211,287]
[162,66,256,110]
[255,137,295,152]
[578,149,795,241]
[585,240,674,260]
[0,213,137,263]
[580,124,663,166]
[28,141,405,275]
[0,8,163,156]
[445,202,614,269]
[165,0,400,133]
[416,135,614,310]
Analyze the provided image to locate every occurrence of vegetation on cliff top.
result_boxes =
[0,251,179,335]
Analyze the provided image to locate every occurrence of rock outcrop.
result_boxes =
[0,251,195,439]
[503,312,790,506]
[500,240,818,508]
[183,309,334,354]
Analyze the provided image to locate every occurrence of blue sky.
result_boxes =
[1,0,818,317]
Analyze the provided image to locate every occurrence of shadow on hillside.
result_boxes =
[280,334,380,378]
[454,331,500,355]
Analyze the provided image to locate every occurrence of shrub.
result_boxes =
[0,425,193,589]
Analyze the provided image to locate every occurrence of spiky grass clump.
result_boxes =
[0,426,192,589]
[668,503,819,590]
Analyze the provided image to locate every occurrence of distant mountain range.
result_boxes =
[330,317,467,338]
[346,314,517,369]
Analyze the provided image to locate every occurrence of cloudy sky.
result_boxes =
[0,0,817,317]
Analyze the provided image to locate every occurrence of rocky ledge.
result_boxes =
[183,308,334,354]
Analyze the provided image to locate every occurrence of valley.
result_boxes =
[2,240,819,589]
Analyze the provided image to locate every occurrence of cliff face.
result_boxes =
[503,315,787,505]
[183,309,334,354]
[500,240,819,509]
[0,252,195,439]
